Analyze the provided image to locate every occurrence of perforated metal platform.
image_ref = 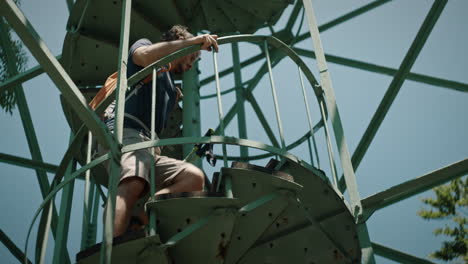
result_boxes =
[61,0,293,87]
[76,161,361,263]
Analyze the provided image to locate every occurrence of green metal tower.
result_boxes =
[0,0,467,263]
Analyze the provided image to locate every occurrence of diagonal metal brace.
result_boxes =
[0,0,118,152]
[360,158,468,223]
[338,0,449,193]
[372,242,437,264]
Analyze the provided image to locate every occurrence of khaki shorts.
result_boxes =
[101,128,194,196]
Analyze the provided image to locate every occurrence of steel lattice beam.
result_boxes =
[52,157,76,264]
[65,0,73,12]
[206,1,395,157]
[294,48,468,93]
[232,42,249,159]
[244,89,281,148]
[0,55,62,93]
[200,0,392,88]
[0,19,71,263]
[99,0,132,262]
[0,0,118,152]
[302,0,374,262]
[0,229,33,264]
[361,158,468,221]
[339,0,449,192]
[0,152,58,173]
[372,242,437,264]
[299,0,393,41]
[213,49,285,147]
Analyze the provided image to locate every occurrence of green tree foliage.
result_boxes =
[418,176,468,263]
[0,0,28,114]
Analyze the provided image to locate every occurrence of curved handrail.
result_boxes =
[89,35,325,149]
[200,86,238,99]
[128,35,322,96]
[25,153,109,262]
[124,35,326,162]
[215,119,324,161]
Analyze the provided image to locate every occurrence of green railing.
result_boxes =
[122,34,340,190]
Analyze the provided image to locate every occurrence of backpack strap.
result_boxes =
[88,63,172,111]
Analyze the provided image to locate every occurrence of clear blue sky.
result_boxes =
[1,0,467,263]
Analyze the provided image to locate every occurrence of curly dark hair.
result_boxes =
[161,25,201,60]
[161,25,194,41]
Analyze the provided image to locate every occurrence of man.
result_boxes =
[104,25,219,237]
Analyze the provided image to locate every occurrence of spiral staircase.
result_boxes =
[53,1,363,263]
[52,0,364,263]
[75,159,360,263]
[2,0,466,263]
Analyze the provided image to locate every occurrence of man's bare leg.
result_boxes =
[155,165,204,195]
[113,177,146,237]
[135,165,205,228]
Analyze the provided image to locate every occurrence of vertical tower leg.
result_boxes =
[301,0,375,262]
[182,61,202,168]
[232,42,249,160]
[52,137,76,264]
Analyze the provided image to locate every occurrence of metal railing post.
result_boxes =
[182,61,203,168]
[232,42,249,160]
[148,67,158,236]
[100,0,132,262]
[263,40,286,154]
[298,68,320,168]
[212,50,232,197]
[80,131,93,250]
[52,134,77,264]
[318,98,339,187]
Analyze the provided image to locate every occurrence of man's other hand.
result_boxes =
[193,34,219,52]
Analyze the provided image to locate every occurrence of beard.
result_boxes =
[173,63,184,74]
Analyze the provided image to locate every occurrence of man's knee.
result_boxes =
[184,165,205,190]
[117,177,147,205]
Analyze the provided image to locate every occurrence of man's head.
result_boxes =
[163,25,200,74]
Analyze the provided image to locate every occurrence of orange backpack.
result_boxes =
[88,64,171,110]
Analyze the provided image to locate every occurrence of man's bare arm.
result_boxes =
[133,34,218,67]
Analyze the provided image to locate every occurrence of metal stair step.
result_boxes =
[208,165,302,263]
[146,193,239,263]
[231,161,294,181]
[67,0,164,47]
[135,0,186,32]
[200,0,237,34]
[245,159,361,263]
[278,160,347,219]
[241,223,359,264]
[221,167,302,205]
[224,190,291,263]
[175,0,209,32]
[62,32,119,87]
[62,0,293,86]
[214,0,264,33]
[225,0,292,25]
[76,231,169,264]
[75,159,361,263]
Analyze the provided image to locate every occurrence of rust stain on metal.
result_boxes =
[216,239,228,260]
[333,249,343,260]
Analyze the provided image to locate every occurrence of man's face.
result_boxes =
[172,53,199,74]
